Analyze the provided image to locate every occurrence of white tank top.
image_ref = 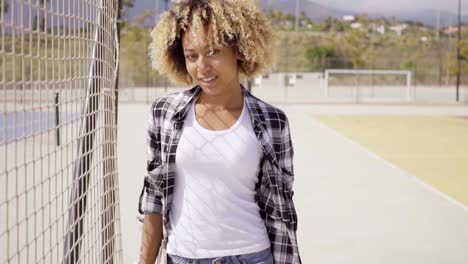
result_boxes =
[166,99,270,258]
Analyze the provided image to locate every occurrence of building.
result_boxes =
[389,24,408,36]
[443,24,468,35]
[343,15,355,22]
[370,23,385,34]
[351,22,362,29]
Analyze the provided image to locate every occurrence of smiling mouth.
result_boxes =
[200,76,217,84]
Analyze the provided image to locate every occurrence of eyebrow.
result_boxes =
[183,45,214,52]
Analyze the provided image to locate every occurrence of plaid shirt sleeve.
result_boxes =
[279,115,295,199]
[143,100,164,214]
[254,101,301,264]
[273,114,301,264]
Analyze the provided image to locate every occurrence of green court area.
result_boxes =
[312,115,468,207]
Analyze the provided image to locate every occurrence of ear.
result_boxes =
[234,48,244,61]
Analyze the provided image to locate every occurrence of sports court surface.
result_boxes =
[312,114,468,207]
[117,102,468,264]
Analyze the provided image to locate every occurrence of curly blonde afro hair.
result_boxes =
[149,0,274,84]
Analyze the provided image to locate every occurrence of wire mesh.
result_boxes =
[324,69,413,102]
[1,0,122,263]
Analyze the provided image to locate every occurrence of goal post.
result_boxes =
[324,69,413,103]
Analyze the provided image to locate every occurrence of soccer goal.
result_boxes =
[1,1,123,263]
[324,69,413,103]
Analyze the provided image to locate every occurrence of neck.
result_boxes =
[197,84,243,110]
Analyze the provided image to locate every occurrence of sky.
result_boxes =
[307,0,468,15]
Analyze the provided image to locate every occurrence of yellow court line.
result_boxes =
[311,115,468,207]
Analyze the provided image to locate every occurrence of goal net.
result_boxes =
[324,69,413,103]
[1,0,122,263]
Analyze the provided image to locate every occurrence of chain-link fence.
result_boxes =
[1,0,123,263]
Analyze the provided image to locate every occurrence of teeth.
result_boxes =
[202,77,216,82]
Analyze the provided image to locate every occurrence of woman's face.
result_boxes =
[182,30,240,96]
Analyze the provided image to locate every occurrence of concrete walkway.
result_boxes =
[286,105,468,264]
[117,102,468,264]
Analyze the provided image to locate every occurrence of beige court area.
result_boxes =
[311,114,468,207]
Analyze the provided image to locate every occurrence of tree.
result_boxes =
[315,16,346,32]
[345,29,370,68]
[306,46,336,59]
[356,14,369,28]
[32,0,50,32]
[306,46,336,71]
[401,59,415,70]
[265,6,285,29]
[123,0,135,8]
[446,31,468,80]
[332,19,346,32]
[299,11,312,29]
[1,1,8,13]
[321,16,333,32]
[120,8,164,87]
[136,9,155,27]
[121,0,136,27]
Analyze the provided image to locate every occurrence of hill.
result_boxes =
[259,1,468,27]
[126,0,468,28]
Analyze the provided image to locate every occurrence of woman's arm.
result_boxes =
[140,213,163,264]
[140,101,164,263]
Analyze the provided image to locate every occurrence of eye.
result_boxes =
[207,49,220,56]
[185,54,197,61]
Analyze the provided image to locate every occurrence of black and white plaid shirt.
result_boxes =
[139,85,301,264]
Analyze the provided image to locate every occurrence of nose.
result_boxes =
[196,56,211,72]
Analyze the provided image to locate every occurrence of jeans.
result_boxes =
[167,248,273,264]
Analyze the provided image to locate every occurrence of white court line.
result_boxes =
[307,114,468,213]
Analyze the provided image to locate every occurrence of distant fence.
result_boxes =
[1,0,123,263]
[118,72,468,104]
[118,28,467,88]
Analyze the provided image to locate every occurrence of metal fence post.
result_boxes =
[63,0,107,262]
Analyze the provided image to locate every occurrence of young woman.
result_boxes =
[139,1,301,263]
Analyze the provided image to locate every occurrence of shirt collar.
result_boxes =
[171,86,202,122]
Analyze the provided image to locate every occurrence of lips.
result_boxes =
[199,76,217,84]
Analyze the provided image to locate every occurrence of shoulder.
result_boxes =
[151,90,185,112]
[149,88,194,120]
